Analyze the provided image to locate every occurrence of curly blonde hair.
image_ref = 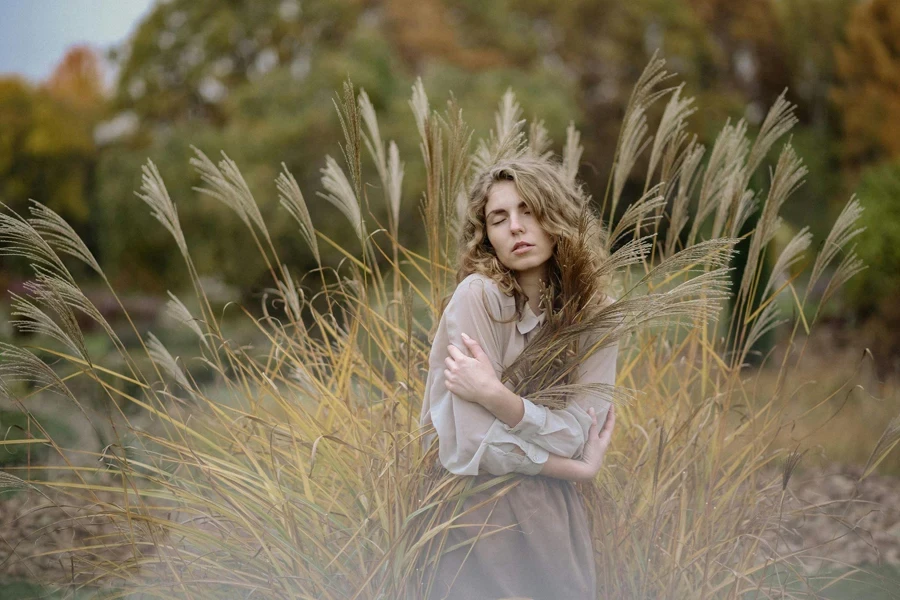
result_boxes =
[448,156,611,322]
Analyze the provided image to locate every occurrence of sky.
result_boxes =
[0,0,156,86]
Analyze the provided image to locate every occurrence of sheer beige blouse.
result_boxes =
[420,273,618,477]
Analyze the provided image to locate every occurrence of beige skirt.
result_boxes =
[423,473,596,600]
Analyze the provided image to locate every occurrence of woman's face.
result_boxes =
[484,180,555,276]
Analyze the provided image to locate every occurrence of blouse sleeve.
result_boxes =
[423,276,549,477]
[500,337,618,460]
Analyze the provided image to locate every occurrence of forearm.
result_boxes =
[482,383,525,428]
[536,452,592,482]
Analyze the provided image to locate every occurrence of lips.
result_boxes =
[512,242,533,252]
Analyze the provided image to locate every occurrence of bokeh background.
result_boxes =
[1,0,899,596]
[2,0,898,352]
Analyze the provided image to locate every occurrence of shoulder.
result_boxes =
[450,273,509,318]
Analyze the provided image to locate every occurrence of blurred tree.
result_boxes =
[773,0,856,131]
[847,159,900,376]
[0,47,104,229]
[45,45,106,114]
[111,0,367,128]
[97,18,578,297]
[833,0,900,169]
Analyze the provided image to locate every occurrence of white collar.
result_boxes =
[516,301,546,335]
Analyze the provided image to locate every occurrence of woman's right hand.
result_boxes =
[579,404,615,480]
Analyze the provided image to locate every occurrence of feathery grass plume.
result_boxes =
[164,291,209,349]
[646,83,696,190]
[436,96,473,240]
[9,288,89,366]
[276,163,321,265]
[663,141,705,258]
[607,184,667,247]
[135,159,189,259]
[737,143,808,306]
[860,414,900,481]
[562,121,583,185]
[472,88,527,171]
[744,90,799,189]
[27,200,102,275]
[272,264,304,325]
[318,155,365,243]
[0,204,73,283]
[807,195,866,300]
[190,146,270,241]
[688,120,749,246]
[333,78,364,205]
[0,343,74,400]
[605,50,672,220]
[762,226,812,298]
[781,449,806,491]
[528,118,553,161]
[146,332,194,394]
[360,87,407,239]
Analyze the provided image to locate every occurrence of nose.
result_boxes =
[509,213,525,233]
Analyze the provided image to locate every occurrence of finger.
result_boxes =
[447,344,465,359]
[586,408,600,438]
[598,405,616,443]
[461,333,484,357]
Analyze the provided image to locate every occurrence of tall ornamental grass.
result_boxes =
[1,56,895,599]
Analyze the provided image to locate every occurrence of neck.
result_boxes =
[515,265,548,315]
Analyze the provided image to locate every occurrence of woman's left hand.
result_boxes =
[444,332,501,406]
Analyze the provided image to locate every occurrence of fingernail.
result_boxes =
[461,332,470,339]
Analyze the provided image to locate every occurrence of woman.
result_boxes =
[419,157,619,599]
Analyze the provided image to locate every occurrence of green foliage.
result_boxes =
[848,160,900,309]
[97,23,580,295]
[0,78,95,226]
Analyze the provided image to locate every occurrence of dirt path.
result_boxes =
[777,465,900,571]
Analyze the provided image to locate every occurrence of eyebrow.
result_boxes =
[486,201,527,220]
